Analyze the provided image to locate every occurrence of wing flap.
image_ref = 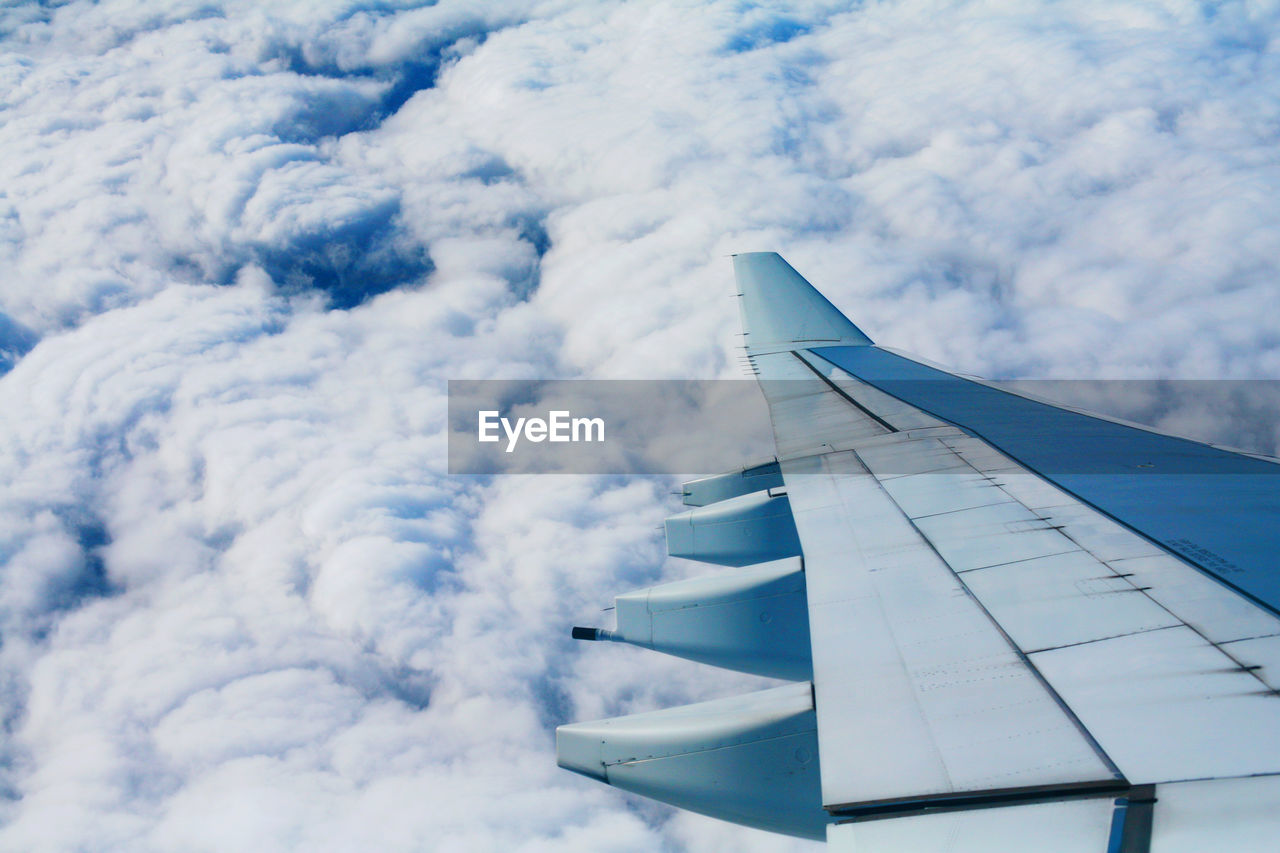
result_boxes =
[1033,626,1280,781]
[779,447,1120,809]
[826,797,1117,852]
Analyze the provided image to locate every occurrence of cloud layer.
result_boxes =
[2,0,1279,849]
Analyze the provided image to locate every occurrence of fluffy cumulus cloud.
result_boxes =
[1,0,1278,849]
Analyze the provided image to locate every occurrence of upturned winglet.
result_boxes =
[732,252,872,349]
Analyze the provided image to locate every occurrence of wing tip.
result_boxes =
[732,252,872,348]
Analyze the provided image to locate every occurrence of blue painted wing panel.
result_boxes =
[812,345,1280,615]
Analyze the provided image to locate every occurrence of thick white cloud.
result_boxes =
[1,0,1279,850]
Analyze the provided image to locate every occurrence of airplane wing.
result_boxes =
[558,253,1280,850]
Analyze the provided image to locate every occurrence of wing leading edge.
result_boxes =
[558,253,1280,850]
